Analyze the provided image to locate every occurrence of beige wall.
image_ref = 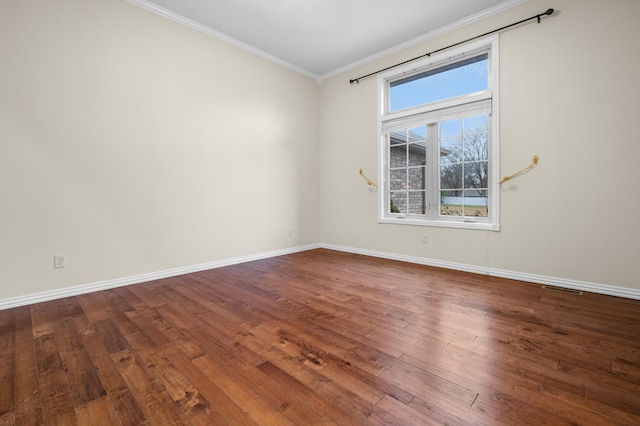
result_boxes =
[0,0,319,299]
[1,0,638,302]
[318,0,640,290]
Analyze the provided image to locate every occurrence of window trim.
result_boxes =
[377,35,500,231]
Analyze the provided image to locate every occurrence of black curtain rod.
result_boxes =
[349,8,554,85]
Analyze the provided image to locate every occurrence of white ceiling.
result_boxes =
[131,0,525,80]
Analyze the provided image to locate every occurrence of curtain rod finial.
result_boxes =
[538,8,554,22]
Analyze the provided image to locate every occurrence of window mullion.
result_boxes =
[426,124,439,220]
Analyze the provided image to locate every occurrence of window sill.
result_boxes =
[378,217,500,231]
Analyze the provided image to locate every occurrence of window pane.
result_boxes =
[407,126,427,166]
[390,192,406,214]
[390,54,488,112]
[464,134,488,162]
[390,144,407,168]
[440,138,461,164]
[390,169,406,191]
[390,132,407,144]
[464,161,488,189]
[408,126,426,141]
[464,115,487,134]
[408,191,425,214]
[463,115,488,162]
[408,167,425,189]
[464,190,488,217]
[440,119,462,164]
[408,145,426,166]
[440,164,462,190]
[441,119,462,138]
[440,190,462,216]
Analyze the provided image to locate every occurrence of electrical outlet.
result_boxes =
[54,254,66,269]
[422,234,429,243]
[288,228,293,237]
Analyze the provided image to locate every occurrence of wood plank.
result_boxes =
[92,319,130,354]
[135,346,211,420]
[13,307,41,423]
[191,354,293,425]
[0,309,16,421]
[53,318,106,407]
[37,369,77,426]
[161,344,257,425]
[256,344,393,425]
[14,409,43,426]
[81,324,147,425]
[252,361,338,425]
[75,397,120,426]
[257,360,356,425]
[59,349,106,407]
[110,348,187,425]
[374,394,442,426]
[33,332,78,425]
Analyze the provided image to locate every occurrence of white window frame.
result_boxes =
[377,35,500,231]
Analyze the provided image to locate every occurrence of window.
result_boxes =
[378,36,499,230]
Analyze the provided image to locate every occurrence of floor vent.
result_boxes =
[542,285,583,295]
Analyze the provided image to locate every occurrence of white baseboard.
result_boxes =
[0,244,320,310]
[2,242,638,310]
[319,243,640,301]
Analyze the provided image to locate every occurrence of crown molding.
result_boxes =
[126,0,320,81]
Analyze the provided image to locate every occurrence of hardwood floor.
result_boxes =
[1,248,639,425]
